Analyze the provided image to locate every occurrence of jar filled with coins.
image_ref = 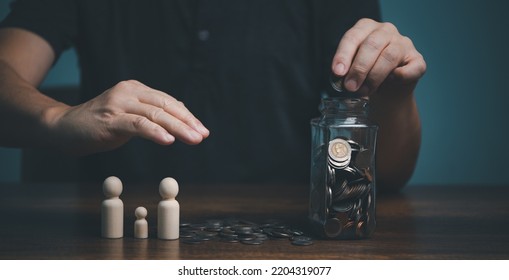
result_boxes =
[309,80,378,239]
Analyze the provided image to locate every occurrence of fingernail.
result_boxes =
[165,133,175,143]
[345,79,358,91]
[198,126,210,137]
[334,63,346,76]
[189,130,203,141]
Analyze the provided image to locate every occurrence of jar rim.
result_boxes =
[320,96,369,111]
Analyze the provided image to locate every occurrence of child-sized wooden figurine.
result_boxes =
[134,206,148,239]
[158,177,180,240]
[101,176,124,238]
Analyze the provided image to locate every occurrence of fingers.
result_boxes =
[332,18,379,77]
[123,101,205,145]
[109,80,209,145]
[110,113,175,145]
[136,88,209,137]
[332,19,425,95]
[355,41,403,95]
[392,50,427,82]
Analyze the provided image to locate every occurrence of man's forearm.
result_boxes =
[0,60,68,148]
[369,84,421,192]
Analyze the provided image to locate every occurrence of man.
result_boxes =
[0,0,425,191]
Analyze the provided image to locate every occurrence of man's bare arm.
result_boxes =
[0,28,209,155]
[332,19,426,191]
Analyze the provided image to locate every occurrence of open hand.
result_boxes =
[45,80,209,155]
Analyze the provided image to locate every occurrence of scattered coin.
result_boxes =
[179,231,196,238]
[221,237,240,243]
[241,239,264,245]
[290,235,312,242]
[331,201,353,213]
[291,239,314,246]
[180,218,313,246]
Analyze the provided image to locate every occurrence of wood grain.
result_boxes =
[0,183,508,259]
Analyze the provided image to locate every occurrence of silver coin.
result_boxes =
[179,218,312,245]
[326,186,332,207]
[328,138,351,163]
[238,234,258,241]
[241,239,264,245]
[221,237,240,243]
[327,164,336,187]
[288,229,304,236]
[233,226,254,235]
[205,227,223,232]
[341,166,358,176]
[330,74,344,92]
[196,231,217,238]
[324,218,342,238]
[336,183,370,201]
[219,232,238,239]
[262,219,284,226]
[194,236,213,241]
[206,219,223,227]
[254,233,268,240]
[190,223,207,231]
[221,228,235,234]
[346,139,360,152]
[291,239,314,246]
[332,208,351,222]
[331,201,354,212]
[179,231,196,238]
[271,230,292,238]
[331,178,348,202]
[328,157,350,169]
[290,235,312,242]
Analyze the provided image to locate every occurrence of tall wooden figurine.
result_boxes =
[101,176,124,238]
[158,177,180,240]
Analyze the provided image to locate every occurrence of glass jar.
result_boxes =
[309,95,378,239]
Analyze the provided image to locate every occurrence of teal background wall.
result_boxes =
[1,0,508,185]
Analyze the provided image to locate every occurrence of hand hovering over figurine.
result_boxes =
[0,28,209,155]
[332,19,427,192]
[44,79,210,155]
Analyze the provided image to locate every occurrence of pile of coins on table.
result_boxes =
[324,137,374,239]
[179,218,314,246]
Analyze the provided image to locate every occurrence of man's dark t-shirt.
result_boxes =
[1,0,380,184]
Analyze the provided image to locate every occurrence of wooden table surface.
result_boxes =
[0,182,508,260]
